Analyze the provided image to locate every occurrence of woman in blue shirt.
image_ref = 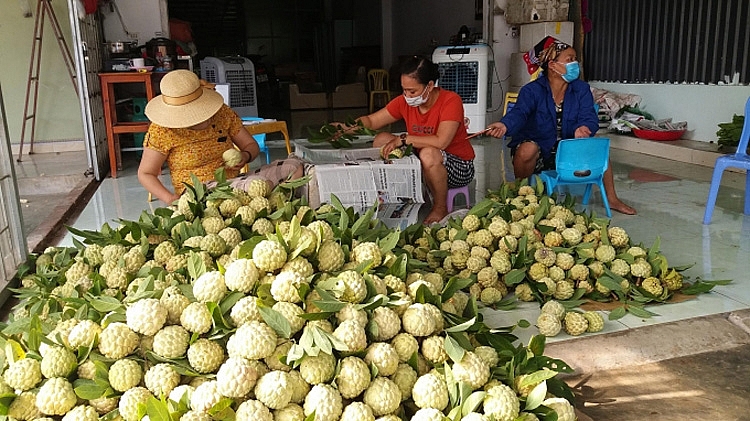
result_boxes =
[486,37,635,215]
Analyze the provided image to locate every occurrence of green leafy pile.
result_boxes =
[716,114,745,150]
[1,174,578,421]
[397,177,728,322]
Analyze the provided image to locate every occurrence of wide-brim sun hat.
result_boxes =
[145,69,224,128]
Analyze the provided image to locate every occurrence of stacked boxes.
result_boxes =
[506,0,570,25]
[506,0,573,93]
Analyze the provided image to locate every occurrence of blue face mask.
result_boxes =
[561,61,580,82]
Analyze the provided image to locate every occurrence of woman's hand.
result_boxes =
[377,134,401,157]
[228,150,252,171]
[574,126,592,138]
[166,192,181,204]
[138,148,180,204]
[485,122,508,139]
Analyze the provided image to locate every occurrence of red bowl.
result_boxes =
[632,128,685,141]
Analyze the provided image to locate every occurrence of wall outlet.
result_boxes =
[128,32,139,40]
[510,26,519,38]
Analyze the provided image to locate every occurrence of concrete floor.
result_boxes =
[14,150,97,253]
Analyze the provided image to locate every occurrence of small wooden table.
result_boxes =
[243,120,292,155]
[98,72,157,178]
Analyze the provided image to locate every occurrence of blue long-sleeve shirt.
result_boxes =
[500,74,599,158]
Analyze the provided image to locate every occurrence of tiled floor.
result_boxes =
[52,134,750,346]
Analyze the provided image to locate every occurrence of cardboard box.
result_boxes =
[506,0,570,25]
[519,21,574,52]
[331,83,368,108]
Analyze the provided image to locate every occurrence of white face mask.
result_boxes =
[404,85,430,107]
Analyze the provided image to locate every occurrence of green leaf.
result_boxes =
[627,304,659,318]
[504,269,527,286]
[462,391,487,416]
[208,397,235,417]
[145,395,172,421]
[467,198,494,217]
[0,392,16,416]
[523,369,558,387]
[298,312,335,321]
[73,379,107,400]
[2,317,31,336]
[608,306,627,320]
[220,291,244,315]
[447,407,462,421]
[77,344,93,364]
[351,206,376,237]
[407,351,419,373]
[442,277,475,302]
[237,236,263,259]
[525,380,548,411]
[187,251,208,281]
[377,230,400,254]
[681,279,731,295]
[311,299,347,313]
[444,334,466,363]
[255,283,274,307]
[527,334,546,356]
[648,236,662,257]
[387,254,408,281]
[299,326,315,350]
[27,316,42,353]
[312,326,333,355]
[287,343,306,365]
[597,275,623,292]
[444,317,476,333]
[258,306,292,339]
[4,339,25,364]
[444,363,459,406]
[89,296,124,313]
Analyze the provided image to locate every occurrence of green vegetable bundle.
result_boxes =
[716,114,744,149]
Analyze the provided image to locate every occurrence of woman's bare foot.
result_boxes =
[423,206,449,225]
[610,199,637,215]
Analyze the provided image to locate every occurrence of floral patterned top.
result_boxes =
[144,104,243,195]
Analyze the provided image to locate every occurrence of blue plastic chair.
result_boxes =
[539,137,612,217]
[703,97,750,224]
[241,116,271,164]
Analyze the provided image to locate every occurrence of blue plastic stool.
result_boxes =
[447,185,471,213]
[703,97,750,224]
[241,116,270,164]
[539,137,612,218]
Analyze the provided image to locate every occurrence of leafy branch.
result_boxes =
[307,117,378,148]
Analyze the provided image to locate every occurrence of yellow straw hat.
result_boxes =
[145,70,224,128]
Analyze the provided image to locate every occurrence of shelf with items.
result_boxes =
[99,72,165,178]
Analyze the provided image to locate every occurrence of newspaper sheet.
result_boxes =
[372,203,423,231]
[311,155,424,209]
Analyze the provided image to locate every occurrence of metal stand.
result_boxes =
[17,0,79,162]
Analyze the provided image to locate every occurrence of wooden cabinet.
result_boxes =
[98,72,158,178]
